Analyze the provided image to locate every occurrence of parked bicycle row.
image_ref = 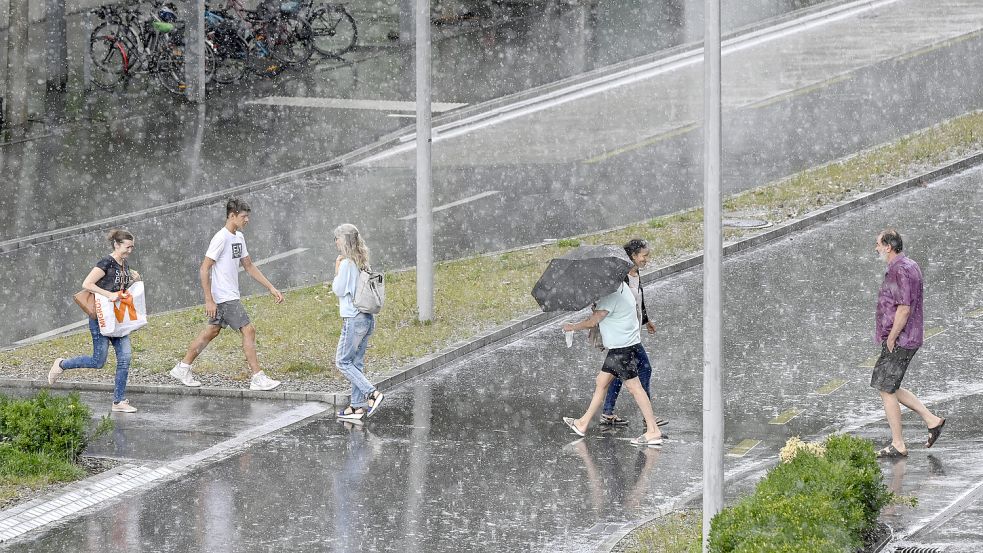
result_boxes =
[89,0,358,94]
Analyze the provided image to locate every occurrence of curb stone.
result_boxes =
[3,149,982,405]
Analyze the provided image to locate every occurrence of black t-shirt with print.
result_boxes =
[94,256,131,293]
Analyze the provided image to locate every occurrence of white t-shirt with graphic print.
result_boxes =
[205,227,249,304]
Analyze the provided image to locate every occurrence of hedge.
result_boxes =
[709,434,892,552]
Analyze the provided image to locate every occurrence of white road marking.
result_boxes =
[357,0,899,165]
[240,247,309,271]
[243,97,467,113]
[397,191,500,221]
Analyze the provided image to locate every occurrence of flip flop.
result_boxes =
[366,391,385,418]
[876,444,908,458]
[337,406,366,421]
[563,417,586,437]
[926,418,946,448]
[656,417,669,427]
[630,435,663,447]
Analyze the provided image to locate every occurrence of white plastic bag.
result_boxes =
[95,281,147,337]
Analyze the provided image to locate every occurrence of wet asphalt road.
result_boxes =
[6,160,983,551]
[3,10,983,347]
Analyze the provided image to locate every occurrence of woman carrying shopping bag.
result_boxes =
[332,224,385,421]
[49,229,142,413]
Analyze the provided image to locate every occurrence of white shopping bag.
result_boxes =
[95,281,148,337]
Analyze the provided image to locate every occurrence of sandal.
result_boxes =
[926,418,946,448]
[563,417,586,437]
[876,444,908,458]
[599,414,629,426]
[629,434,663,447]
[366,391,385,417]
[337,405,366,421]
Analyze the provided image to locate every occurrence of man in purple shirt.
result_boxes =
[871,229,945,458]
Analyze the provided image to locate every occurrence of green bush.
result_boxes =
[709,434,890,552]
[0,391,106,463]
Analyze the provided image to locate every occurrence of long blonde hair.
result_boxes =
[334,224,370,271]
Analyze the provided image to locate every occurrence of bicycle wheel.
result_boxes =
[309,6,356,56]
[156,48,187,95]
[211,27,250,85]
[214,35,249,84]
[88,35,129,89]
[268,16,315,66]
[157,43,218,95]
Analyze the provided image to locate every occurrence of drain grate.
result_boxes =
[895,546,945,553]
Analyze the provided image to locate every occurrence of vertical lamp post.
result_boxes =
[702,0,724,549]
[415,0,434,322]
[185,0,207,103]
[4,0,29,134]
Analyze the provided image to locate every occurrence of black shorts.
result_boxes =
[601,343,644,382]
[870,342,918,393]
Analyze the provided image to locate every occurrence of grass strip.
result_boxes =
[624,510,702,553]
[3,111,983,386]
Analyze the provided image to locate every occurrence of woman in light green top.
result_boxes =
[561,269,664,447]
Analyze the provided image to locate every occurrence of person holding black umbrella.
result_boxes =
[560,275,664,447]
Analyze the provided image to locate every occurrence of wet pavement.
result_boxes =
[4,0,983,348]
[4,159,983,550]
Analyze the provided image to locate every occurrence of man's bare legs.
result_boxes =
[881,388,944,453]
[240,324,262,376]
[182,324,221,365]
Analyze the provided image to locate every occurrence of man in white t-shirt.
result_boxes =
[170,198,285,391]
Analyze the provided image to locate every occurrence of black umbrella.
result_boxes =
[532,245,632,312]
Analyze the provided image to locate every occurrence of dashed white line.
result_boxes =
[397,191,500,221]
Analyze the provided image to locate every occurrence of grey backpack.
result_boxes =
[353,268,385,314]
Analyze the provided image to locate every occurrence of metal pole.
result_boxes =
[44,0,69,91]
[702,0,723,549]
[415,0,433,321]
[3,0,30,135]
[399,0,415,45]
[184,0,207,103]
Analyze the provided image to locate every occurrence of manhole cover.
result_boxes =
[722,218,772,229]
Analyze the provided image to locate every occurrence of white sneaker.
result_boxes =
[169,363,201,387]
[48,358,64,385]
[112,399,138,413]
[250,371,281,391]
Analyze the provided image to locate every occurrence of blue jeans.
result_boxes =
[61,317,132,403]
[602,344,652,416]
[335,313,375,408]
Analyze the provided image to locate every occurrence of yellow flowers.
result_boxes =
[779,436,826,463]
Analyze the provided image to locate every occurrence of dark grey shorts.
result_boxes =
[601,343,643,382]
[208,300,251,330]
[870,342,918,393]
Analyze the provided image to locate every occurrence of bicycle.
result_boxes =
[299,0,357,56]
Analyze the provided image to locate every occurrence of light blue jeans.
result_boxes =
[335,313,376,408]
[61,317,132,403]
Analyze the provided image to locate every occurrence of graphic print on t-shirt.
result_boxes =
[232,244,242,258]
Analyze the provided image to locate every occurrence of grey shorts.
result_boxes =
[208,300,251,330]
[870,342,918,393]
